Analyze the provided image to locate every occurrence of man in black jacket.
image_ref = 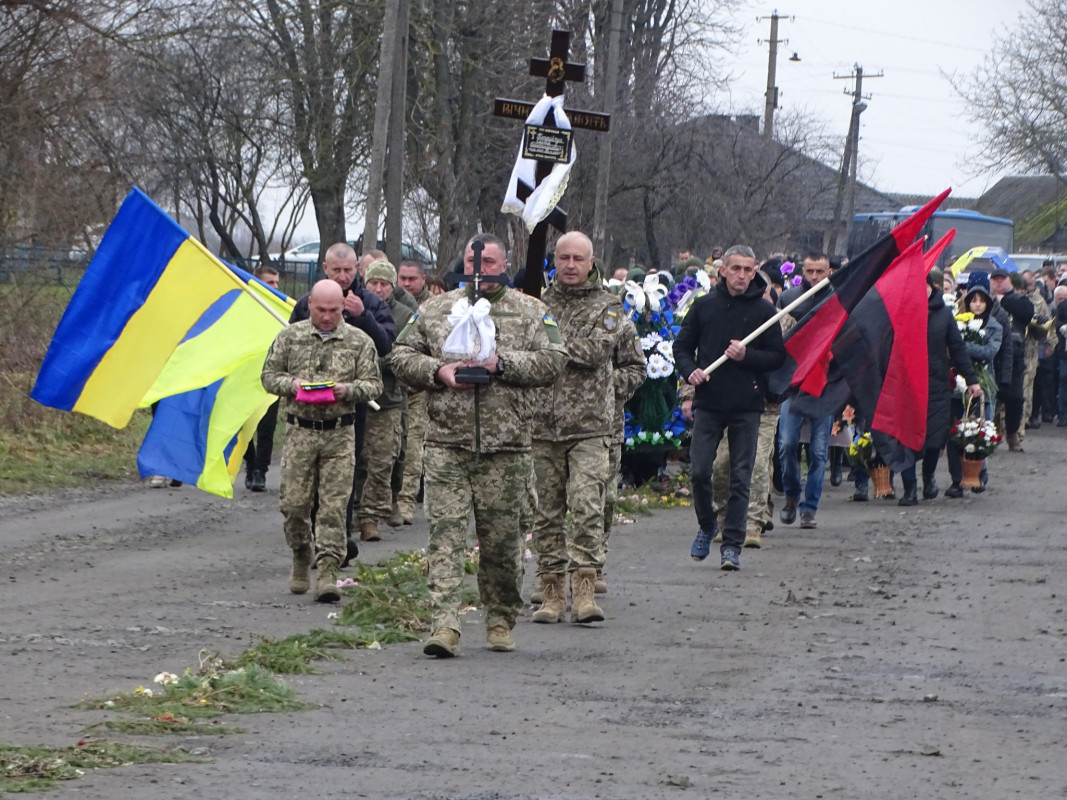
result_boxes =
[290,242,398,563]
[673,245,786,570]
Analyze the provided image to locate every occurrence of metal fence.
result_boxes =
[0,246,90,287]
[0,249,317,300]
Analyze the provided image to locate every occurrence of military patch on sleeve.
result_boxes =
[602,308,618,331]
[542,314,563,344]
[396,313,418,343]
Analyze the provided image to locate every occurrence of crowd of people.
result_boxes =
[246,234,1065,658]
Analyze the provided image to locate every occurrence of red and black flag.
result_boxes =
[923,228,956,271]
[774,188,951,398]
[790,238,931,472]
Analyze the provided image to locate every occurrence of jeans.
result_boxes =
[778,398,833,514]
[689,408,761,549]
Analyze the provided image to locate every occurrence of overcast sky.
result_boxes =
[722,0,1028,201]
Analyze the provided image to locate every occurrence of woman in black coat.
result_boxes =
[899,268,982,505]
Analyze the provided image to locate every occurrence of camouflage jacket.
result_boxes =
[261,320,384,421]
[388,285,568,453]
[532,274,647,441]
[375,293,413,411]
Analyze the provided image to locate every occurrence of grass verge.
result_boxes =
[0,739,204,794]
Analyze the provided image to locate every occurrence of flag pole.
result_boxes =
[187,237,291,327]
[700,276,831,375]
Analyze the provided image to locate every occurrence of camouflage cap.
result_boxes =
[365,259,397,285]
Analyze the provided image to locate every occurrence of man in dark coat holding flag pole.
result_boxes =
[673,245,785,571]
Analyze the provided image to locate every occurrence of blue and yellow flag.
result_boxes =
[31,188,248,428]
[136,266,293,497]
[32,188,294,498]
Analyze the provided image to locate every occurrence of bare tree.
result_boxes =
[236,0,381,263]
[120,19,309,260]
[953,0,1067,182]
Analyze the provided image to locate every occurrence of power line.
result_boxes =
[797,16,979,52]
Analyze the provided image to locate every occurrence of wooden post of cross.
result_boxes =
[493,29,611,297]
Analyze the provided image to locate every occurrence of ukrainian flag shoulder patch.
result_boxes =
[542,314,562,344]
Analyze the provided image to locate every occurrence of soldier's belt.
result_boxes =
[286,413,356,431]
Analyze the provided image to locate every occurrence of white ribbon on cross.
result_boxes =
[443,297,496,363]
[501,94,575,233]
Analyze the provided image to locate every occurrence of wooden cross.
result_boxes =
[493,29,611,297]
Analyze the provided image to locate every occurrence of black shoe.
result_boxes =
[1058,420,1067,427]
[898,484,918,506]
[852,483,869,502]
[944,484,963,499]
[244,470,253,490]
[340,537,359,569]
[922,477,939,500]
[249,468,266,492]
[780,499,798,525]
[1028,417,1040,429]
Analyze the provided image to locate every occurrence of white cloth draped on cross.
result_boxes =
[501,94,575,232]
[443,297,496,363]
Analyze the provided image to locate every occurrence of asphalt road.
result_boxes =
[0,428,1064,799]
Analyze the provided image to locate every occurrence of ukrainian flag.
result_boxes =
[136,267,293,497]
[32,189,294,498]
[31,188,250,428]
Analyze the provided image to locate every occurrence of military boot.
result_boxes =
[571,567,604,623]
[486,625,515,652]
[386,502,404,528]
[423,627,459,658]
[743,528,762,549]
[359,520,381,542]
[314,556,342,603]
[531,573,566,623]
[594,570,607,594]
[288,546,312,594]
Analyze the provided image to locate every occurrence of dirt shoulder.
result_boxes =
[1,430,1065,799]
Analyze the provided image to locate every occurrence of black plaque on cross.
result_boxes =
[494,29,611,297]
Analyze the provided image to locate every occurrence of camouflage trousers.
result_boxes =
[279,423,355,566]
[357,405,404,522]
[714,410,777,536]
[532,436,609,575]
[602,441,622,555]
[396,391,426,518]
[1022,339,1039,427]
[423,445,533,633]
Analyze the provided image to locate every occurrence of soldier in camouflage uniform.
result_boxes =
[357,260,413,541]
[1023,278,1052,433]
[261,280,384,602]
[530,232,646,625]
[395,259,433,524]
[599,344,645,592]
[389,234,568,657]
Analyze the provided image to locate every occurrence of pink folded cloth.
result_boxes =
[296,385,337,404]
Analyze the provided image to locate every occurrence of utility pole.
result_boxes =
[758,10,792,140]
[362,0,403,259]
[383,0,410,267]
[825,63,882,255]
[592,0,623,262]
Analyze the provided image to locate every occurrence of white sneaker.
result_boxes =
[147,475,166,488]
